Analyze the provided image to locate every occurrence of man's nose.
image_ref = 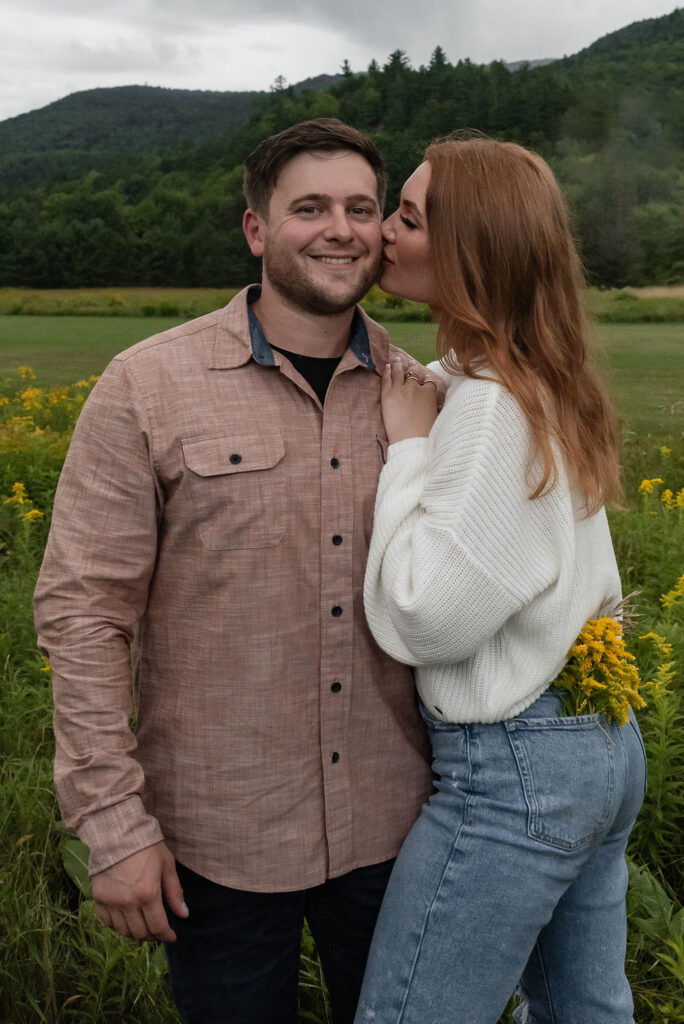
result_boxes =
[323,206,355,242]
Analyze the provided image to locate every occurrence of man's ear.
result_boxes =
[243,209,266,257]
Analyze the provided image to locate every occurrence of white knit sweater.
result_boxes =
[364,363,622,723]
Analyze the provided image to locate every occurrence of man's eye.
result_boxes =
[298,206,319,215]
[351,207,373,216]
[400,214,418,230]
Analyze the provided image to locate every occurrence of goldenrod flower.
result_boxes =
[639,631,673,657]
[638,477,664,495]
[21,508,44,523]
[676,489,684,510]
[660,446,672,458]
[4,481,28,506]
[20,386,44,410]
[661,489,675,510]
[660,576,684,610]
[552,616,643,726]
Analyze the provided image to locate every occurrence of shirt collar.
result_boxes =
[247,287,376,371]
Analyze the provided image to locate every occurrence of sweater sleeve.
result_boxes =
[363,379,567,666]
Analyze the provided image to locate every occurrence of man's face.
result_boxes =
[244,150,383,316]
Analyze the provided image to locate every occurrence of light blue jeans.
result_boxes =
[354,689,647,1024]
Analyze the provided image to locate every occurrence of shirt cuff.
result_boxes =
[78,796,165,876]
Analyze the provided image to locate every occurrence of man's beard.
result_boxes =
[263,246,379,316]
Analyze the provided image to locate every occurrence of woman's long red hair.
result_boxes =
[425,134,620,513]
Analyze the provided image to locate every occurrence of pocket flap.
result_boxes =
[181,432,285,476]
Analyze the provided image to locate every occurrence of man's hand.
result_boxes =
[381,359,439,444]
[91,840,188,942]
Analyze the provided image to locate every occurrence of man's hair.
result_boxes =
[243,118,387,216]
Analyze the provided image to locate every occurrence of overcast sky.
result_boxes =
[0,0,679,122]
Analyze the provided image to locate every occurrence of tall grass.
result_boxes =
[1,285,684,322]
[0,349,682,1021]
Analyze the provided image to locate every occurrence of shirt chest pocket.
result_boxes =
[180,432,286,550]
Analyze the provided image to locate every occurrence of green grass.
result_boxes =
[1,317,682,441]
[595,323,684,438]
[0,315,185,385]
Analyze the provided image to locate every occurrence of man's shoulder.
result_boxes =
[113,309,222,365]
[110,288,252,373]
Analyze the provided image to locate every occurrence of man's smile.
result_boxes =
[310,255,358,265]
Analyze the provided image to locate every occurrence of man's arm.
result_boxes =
[34,358,185,938]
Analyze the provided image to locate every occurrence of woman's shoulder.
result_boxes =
[427,363,524,430]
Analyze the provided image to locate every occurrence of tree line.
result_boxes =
[1,9,683,289]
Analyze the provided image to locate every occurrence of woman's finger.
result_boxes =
[390,359,405,387]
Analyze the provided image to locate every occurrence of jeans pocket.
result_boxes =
[505,716,615,850]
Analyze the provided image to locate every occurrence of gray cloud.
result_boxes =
[54,37,199,75]
[0,0,678,121]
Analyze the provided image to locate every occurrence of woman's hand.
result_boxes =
[381,359,438,444]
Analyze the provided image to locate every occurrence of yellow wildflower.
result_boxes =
[48,387,70,406]
[552,616,642,726]
[638,478,664,495]
[660,576,684,610]
[17,366,36,380]
[676,489,684,510]
[4,481,28,506]
[639,631,675,699]
[639,631,673,658]
[20,386,44,410]
[661,489,675,510]
[21,508,44,523]
[660,446,672,457]
[74,380,90,388]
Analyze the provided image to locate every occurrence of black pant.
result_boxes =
[164,858,395,1024]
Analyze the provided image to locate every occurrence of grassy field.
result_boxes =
[1,316,682,439]
[1,316,683,1022]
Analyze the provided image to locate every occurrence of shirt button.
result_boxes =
[330,457,340,468]
[331,606,343,617]
[332,535,343,546]
[331,682,342,693]
[331,752,340,763]
[229,453,242,465]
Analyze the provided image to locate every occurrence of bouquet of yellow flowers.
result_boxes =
[551,616,643,726]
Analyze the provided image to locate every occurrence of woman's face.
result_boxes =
[379,161,440,312]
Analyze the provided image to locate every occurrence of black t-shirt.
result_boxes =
[271,345,343,405]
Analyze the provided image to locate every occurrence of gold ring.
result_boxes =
[405,371,423,383]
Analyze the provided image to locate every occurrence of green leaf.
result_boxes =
[62,837,93,898]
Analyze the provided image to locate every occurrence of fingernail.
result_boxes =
[181,902,189,916]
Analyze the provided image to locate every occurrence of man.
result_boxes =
[34,118,435,1024]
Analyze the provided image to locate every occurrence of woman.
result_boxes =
[355,136,646,1024]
